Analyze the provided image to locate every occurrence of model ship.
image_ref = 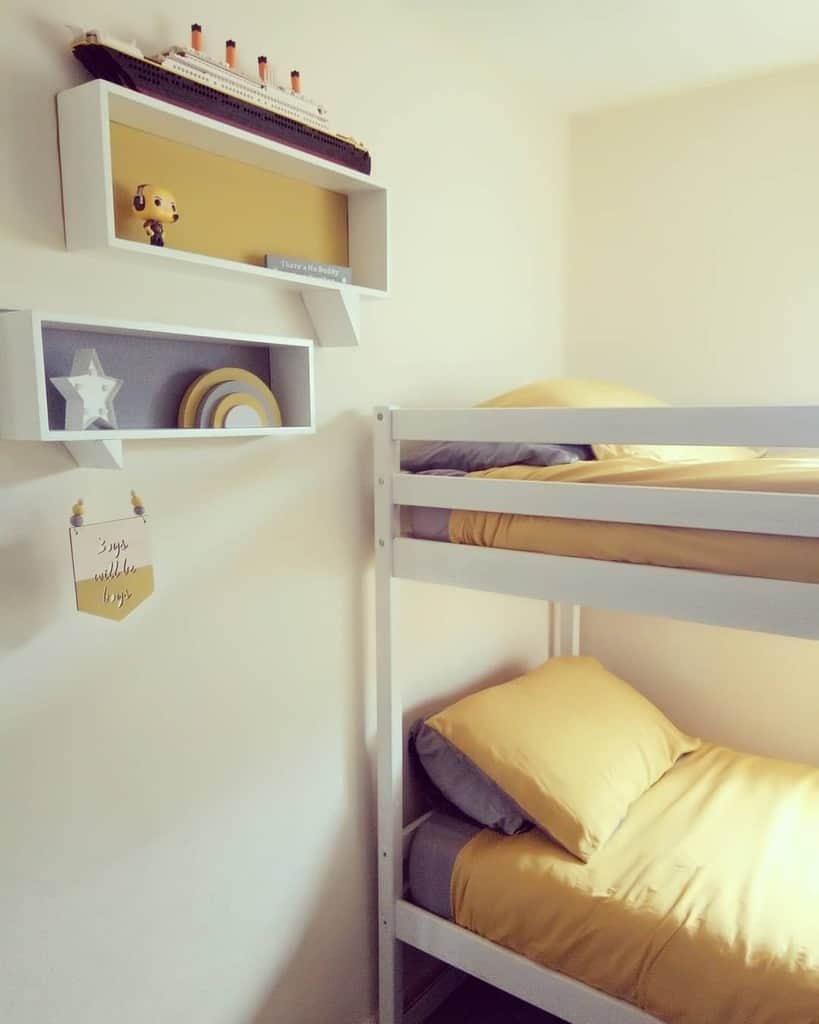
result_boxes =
[70,24,372,175]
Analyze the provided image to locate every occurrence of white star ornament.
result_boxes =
[50,348,123,430]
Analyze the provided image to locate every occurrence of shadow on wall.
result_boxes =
[137,410,376,593]
[0,439,75,485]
[0,409,373,657]
[5,17,86,250]
[246,416,377,1024]
[245,821,375,1023]
[0,407,380,1022]
[0,533,62,650]
[0,442,75,649]
[9,13,248,251]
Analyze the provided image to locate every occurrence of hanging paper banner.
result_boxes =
[68,496,154,621]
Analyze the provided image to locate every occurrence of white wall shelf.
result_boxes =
[56,79,389,348]
[0,310,314,469]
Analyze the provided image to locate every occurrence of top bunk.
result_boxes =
[373,402,819,641]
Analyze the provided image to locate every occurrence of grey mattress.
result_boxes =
[407,812,482,920]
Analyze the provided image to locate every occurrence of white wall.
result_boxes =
[0,4,566,1023]
[568,62,819,766]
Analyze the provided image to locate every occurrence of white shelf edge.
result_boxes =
[58,427,314,470]
[37,312,315,347]
[107,237,387,299]
[49,427,315,441]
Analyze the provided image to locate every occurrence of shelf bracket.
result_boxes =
[63,439,124,470]
[301,287,361,347]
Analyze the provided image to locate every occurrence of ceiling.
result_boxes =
[416,0,819,111]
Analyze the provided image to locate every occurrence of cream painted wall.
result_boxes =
[568,62,819,766]
[0,4,565,1023]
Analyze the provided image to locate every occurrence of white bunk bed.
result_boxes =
[373,402,819,1024]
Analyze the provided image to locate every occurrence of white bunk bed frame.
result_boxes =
[374,403,819,1024]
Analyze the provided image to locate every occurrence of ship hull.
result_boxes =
[73,42,372,176]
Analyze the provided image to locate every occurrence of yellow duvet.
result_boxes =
[452,743,819,1024]
[450,457,819,582]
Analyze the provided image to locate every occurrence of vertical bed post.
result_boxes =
[374,406,403,1024]
[550,602,581,658]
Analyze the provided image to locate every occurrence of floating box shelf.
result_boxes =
[56,79,389,347]
[0,310,314,469]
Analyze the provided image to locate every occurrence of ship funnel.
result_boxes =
[258,55,268,83]
[290,69,301,93]
[226,39,236,67]
[191,23,203,51]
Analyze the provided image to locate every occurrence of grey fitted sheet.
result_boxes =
[406,469,463,543]
[409,505,452,542]
[407,812,482,920]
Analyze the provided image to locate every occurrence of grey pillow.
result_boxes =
[402,441,592,473]
[410,719,531,834]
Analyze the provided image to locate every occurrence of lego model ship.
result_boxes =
[71,25,372,175]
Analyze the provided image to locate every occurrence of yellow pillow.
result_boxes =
[481,378,764,462]
[425,656,700,862]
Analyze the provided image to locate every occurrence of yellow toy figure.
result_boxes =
[132,183,179,246]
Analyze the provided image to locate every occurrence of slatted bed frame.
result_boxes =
[373,403,819,1024]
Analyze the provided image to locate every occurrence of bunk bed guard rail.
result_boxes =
[378,402,819,641]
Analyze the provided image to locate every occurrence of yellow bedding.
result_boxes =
[452,743,819,1024]
[449,457,819,583]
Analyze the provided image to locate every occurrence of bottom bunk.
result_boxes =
[405,742,819,1024]
[398,657,819,1024]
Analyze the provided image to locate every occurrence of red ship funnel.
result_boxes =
[226,39,236,67]
[191,23,203,51]
[290,69,300,93]
[258,55,268,83]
